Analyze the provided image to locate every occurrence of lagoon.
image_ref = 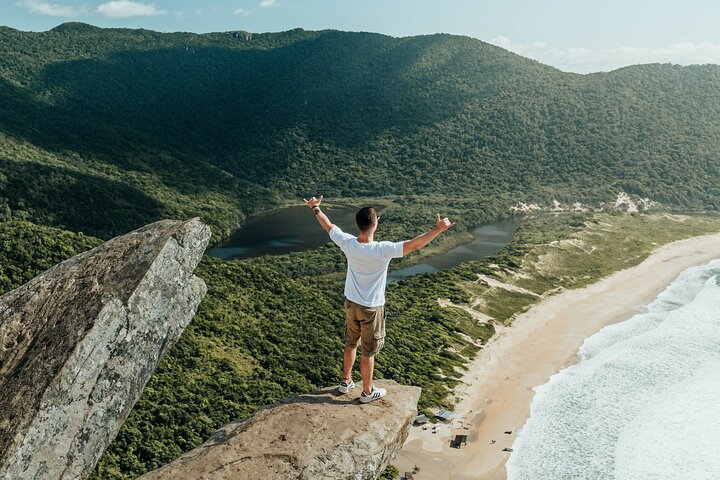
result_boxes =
[207,205,519,278]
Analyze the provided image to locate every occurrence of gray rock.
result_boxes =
[139,380,421,480]
[0,218,211,479]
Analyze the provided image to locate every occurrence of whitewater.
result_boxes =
[506,259,720,480]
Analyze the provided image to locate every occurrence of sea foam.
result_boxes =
[506,259,720,480]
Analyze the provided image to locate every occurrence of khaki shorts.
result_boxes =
[344,299,386,357]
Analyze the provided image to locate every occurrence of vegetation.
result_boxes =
[2,24,720,243]
[441,213,720,332]
[0,216,101,294]
[380,464,400,480]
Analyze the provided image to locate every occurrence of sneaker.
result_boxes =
[338,379,355,394]
[360,385,387,403]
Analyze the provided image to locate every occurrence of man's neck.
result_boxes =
[357,232,374,243]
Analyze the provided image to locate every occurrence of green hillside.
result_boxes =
[1,24,719,241]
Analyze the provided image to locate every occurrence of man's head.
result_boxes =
[356,206,378,233]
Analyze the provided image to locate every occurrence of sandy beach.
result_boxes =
[394,232,720,480]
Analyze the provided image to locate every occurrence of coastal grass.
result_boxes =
[447,212,720,331]
[452,310,496,343]
[516,213,720,292]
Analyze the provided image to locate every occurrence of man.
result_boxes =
[304,195,454,403]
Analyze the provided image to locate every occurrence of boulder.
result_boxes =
[0,218,210,479]
[139,380,421,480]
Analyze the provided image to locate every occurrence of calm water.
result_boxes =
[207,205,520,278]
[207,204,360,260]
[387,218,519,282]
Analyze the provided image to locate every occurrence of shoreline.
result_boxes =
[394,231,720,480]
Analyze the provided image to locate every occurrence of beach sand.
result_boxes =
[394,232,720,480]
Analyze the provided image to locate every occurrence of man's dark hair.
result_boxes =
[356,206,377,232]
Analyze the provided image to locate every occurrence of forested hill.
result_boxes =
[1,23,719,239]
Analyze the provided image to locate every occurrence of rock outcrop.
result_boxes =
[0,218,211,479]
[139,380,421,480]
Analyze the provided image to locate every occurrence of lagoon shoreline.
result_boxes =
[394,232,720,480]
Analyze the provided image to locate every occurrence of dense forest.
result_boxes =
[1,23,720,242]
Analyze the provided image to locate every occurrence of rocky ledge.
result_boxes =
[139,380,421,480]
[0,218,211,479]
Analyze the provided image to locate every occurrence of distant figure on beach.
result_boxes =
[304,195,454,402]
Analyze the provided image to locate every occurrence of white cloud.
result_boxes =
[259,0,277,7]
[234,7,251,16]
[16,0,86,17]
[97,0,166,18]
[489,36,720,74]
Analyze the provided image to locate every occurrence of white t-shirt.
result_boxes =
[329,225,404,307]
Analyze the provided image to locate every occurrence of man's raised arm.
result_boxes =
[403,213,455,256]
[304,195,335,233]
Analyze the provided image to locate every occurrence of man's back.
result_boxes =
[329,226,403,307]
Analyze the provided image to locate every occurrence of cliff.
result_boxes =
[139,380,421,480]
[0,218,211,479]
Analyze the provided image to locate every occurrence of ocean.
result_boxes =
[506,259,720,480]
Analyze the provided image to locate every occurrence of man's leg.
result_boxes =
[356,305,387,403]
[343,345,357,383]
[342,300,361,385]
[360,354,375,394]
[359,305,385,394]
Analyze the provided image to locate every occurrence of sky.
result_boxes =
[4,0,720,73]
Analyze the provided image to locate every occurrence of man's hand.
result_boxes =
[403,212,456,256]
[435,213,455,233]
[304,195,334,233]
[303,195,324,209]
